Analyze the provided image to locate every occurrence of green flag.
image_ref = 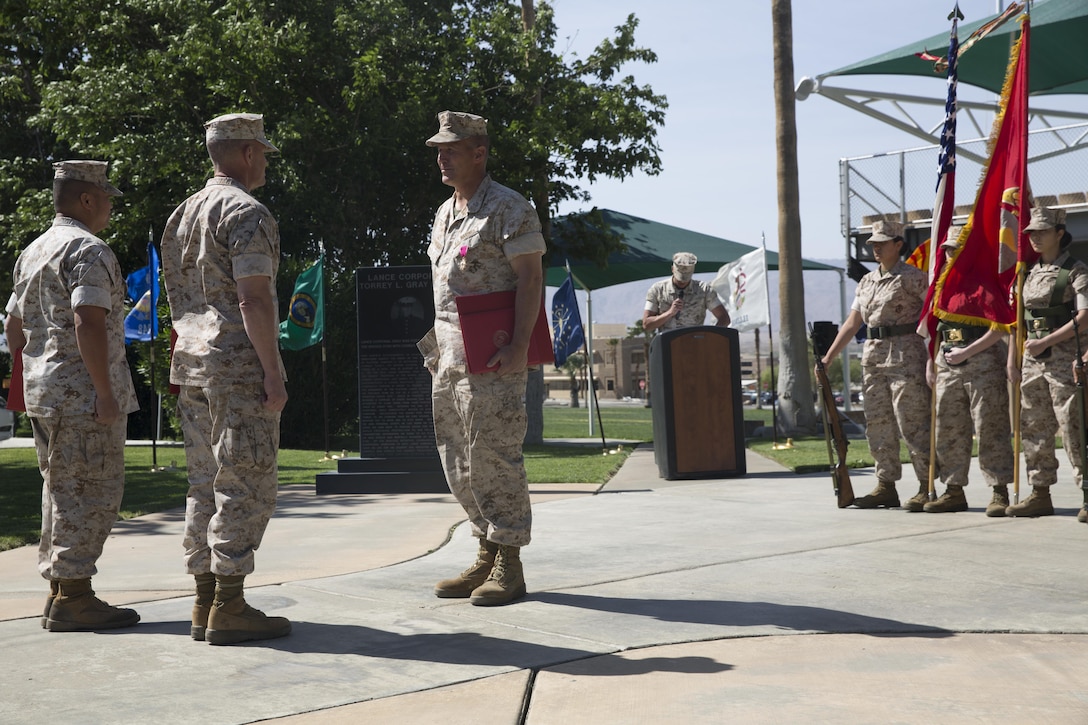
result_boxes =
[279,255,324,350]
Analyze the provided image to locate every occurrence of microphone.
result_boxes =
[677,289,685,299]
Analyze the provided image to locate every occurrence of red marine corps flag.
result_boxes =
[931,11,1032,329]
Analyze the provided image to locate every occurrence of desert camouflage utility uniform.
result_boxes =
[853,260,932,486]
[161,177,285,576]
[420,175,546,547]
[644,278,722,330]
[7,216,138,580]
[1019,251,1088,489]
[934,322,1013,489]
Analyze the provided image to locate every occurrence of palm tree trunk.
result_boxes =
[772,0,817,434]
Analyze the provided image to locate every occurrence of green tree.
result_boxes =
[0,0,665,448]
[559,352,585,408]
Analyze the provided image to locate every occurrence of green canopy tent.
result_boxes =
[797,0,1088,163]
[826,0,1088,95]
[546,208,839,290]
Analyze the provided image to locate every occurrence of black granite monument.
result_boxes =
[315,266,449,494]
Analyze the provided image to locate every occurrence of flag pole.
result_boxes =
[315,244,330,459]
[1012,268,1025,504]
[767,321,778,446]
[560,262,605,449]
[148,225,158,471]
[581,338,607,452]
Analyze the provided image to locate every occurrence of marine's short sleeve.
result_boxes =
[499,200,546,260]
[229,209,277,280]
[70,245,117,311]
[1070,261,1088,310]
[5,291,18,317]
[705,283,723,310]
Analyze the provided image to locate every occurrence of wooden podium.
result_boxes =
[649,326,746,479]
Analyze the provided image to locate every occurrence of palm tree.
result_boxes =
[772,0,817,434]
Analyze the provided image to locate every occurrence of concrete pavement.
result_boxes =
[2,440,1088,724]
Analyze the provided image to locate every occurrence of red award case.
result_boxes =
[454,290,555,374]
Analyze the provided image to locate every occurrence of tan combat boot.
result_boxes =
[41,580,58,629]
[46,578,140,632]
[853,480,899,509]
[435,538,498,598]
[924,485,968,513]
[470,544,526,607]
[1078,490,1088,523]
[191,572,216,641]
[986,485,1010,517]
[205,575,291,646]
[1005,486,1054,517]
[902,483,930,512]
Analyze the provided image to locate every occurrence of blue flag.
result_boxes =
[551,271,584,367]
[124,242,160,344]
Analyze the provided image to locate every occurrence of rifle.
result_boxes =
[810,322,855,508]
[1073,317,1087,478]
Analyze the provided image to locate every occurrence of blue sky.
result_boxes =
[548,0,1057,262]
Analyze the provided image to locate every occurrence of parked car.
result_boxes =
[0,397,14,442]
[743,391,758,405]
[760,391,777,405]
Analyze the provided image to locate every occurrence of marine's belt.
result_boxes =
[938,324,987,346]
[867,323,916,340]
[1025,304,1073,339]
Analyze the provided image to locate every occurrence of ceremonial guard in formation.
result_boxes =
[820,220,933,510]
[1008,207,1088,518]
[926,226,1015,516]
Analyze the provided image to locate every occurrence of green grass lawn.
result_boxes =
[0,403,1003,550]
[0,405,649,550]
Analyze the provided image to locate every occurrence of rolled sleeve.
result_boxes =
[5,291,18,317]
[71,285,111,310]
[502,230,546,260]
[232,253,274,280]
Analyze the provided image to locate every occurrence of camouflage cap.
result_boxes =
[672,252,698,268]
[941,224,965,248]
[204,113,279,153]
[868,219,904,243]
[52,160,122,196]
[426,111,488,146]
[1024,206,1066,231]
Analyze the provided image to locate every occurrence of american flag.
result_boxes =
[918,7,961,352]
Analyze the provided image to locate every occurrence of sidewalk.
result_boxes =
[2,443,1087,724]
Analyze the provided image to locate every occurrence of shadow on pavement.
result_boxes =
[532,592,953,636]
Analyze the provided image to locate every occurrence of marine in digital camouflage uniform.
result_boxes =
[419,111,545,607]
[1008,207,1088,519]
[5,160,140,631]
[160,113,291,644]
[818,220,932,510]
[642,252,730,332]
[924,227,1014,516]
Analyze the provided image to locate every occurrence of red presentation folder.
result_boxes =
[455,290,555,374]
[6,348,25,412]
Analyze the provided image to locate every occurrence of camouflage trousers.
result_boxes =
[177,384,280,576]
[1020,342,1085,488]
[432,364,532,547]
[935,345,1013,488]
[31,414,127,581]
[862,363,932,485]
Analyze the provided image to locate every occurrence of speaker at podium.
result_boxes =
[649,326,746,479]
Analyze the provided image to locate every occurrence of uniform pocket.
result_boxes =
[221,390,280,474]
